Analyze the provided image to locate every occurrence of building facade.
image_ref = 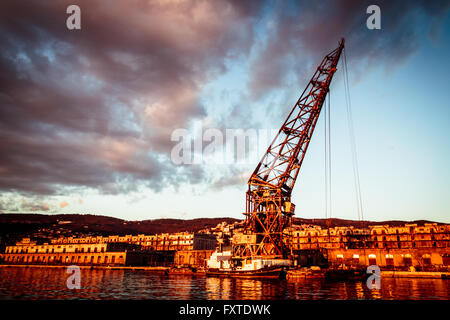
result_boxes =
[0,232,216,267]
[290,223,450,250]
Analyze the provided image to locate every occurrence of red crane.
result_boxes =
[233,38,345,260]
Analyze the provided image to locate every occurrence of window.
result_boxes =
[368,254,377,265]
[403,254,412,266]
[386,254,394,266]
[443,254,450,266]
[422,254,431,265]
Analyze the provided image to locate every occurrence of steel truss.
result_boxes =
[234,39,345,260]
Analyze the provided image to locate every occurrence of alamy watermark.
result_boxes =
[366,265,381,290]
[66,265,81,289]
[66,5,81,30]
[366,5,381,30]
[171,126,279,165]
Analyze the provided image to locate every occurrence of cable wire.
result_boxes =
[343,47,364,222]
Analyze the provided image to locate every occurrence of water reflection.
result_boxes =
[0,267,448,300]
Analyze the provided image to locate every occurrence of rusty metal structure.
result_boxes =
[233,38,345,260]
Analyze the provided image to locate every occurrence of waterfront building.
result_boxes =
[0,232,216,267]
[287,223,450,270]
[1,222,449,269]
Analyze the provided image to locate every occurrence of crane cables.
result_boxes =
[343,47,364,222]
[324,89,332,220]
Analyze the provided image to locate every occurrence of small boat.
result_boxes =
[324,267,369,281]
[205,250,290,279]
[206,265,287,279]
[286,266,325,280]
[166,266,205,275]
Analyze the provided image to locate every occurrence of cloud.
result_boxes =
[0,0,448,200]
[248,0,450,98]
[211,167,251,191]
[0,194,51,212]
[59,201,69,208]
[0,0,262,196]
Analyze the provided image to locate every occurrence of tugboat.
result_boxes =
[206,250,290,279]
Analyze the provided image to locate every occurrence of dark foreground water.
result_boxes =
[0,267,448,300]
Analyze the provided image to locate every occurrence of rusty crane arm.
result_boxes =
[235,39,345,259]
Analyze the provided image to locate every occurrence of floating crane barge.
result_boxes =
[206,39,345,278]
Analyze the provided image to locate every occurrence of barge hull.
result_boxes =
[206,267,286,279]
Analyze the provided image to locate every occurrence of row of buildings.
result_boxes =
[287,223,450,270]
[0,233,217,267]
[1,221,449,270]
[289,223,450,250]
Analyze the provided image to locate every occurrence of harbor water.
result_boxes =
[0,267,448,300]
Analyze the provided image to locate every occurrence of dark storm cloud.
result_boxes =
[249,0,450,98]
[0,0,261,196]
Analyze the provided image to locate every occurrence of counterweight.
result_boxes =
[234,39,345,260]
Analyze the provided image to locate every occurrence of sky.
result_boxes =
[0,0,449,223]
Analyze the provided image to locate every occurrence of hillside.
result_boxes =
[0,213,239,245]
[0,213,444,245]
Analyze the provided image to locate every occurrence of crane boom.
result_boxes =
[233,39,344,260]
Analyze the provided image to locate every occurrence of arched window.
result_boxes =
[422,254,431,265]
[403,254,412,266]
[368,254,377,265]
[385,254,394,266]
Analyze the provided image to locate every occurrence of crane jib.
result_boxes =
[235,38,345,260]
[249,39,344,193]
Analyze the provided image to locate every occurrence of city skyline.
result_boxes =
[0,1,449,224]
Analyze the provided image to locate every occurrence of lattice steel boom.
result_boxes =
[234,38,345,259]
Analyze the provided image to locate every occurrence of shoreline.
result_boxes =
[1,264,449,279]
[0,264,169,272]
